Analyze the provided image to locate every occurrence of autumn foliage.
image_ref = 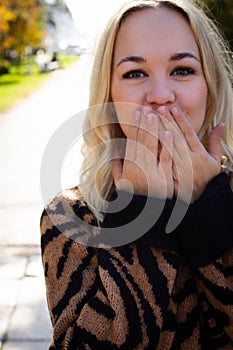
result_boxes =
[0,0,47,71]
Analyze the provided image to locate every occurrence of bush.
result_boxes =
[0,60,10,75]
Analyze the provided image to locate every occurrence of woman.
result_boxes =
[41,0,233,349]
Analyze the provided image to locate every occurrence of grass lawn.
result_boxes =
[0,54,79,113]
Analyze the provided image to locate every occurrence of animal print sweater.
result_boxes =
[40,173,233,350]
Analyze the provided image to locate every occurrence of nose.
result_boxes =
[145,76,175,107]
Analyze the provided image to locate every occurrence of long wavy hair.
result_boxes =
[79,0,233,220]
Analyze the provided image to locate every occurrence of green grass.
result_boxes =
[59,53,80,68]
[0,54,79,113]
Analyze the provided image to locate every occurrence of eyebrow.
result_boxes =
[116,52,200,67]
[117,56,146,67]
[169,52,200,62]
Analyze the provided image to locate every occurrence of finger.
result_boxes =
[159,130,173,164]
[111,157,123,185]
[124,109,141,161]
[208,123,225,162]
[135,111,148,160]
[159,131,174,197]
[159,131,173,173]
[138,112,159,157]
[126,109,141,141]
[157,106,180,134]
[158,106,185,157]
[171,107,202,152]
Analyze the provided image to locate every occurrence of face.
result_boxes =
[111,7,208,136]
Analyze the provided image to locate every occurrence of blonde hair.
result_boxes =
[80,0,233,220]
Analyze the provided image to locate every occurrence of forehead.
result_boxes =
[114,7,199,59]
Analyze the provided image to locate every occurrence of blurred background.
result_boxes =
[204,0,233,50]
[0,0,232,349]
[1,0,233,84]
[0,0,232,94]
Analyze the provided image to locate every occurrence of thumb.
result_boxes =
[208,123,225,162]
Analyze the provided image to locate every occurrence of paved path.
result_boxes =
[0,246,52,349]
[0,55,92,349]
[0,55,91,245]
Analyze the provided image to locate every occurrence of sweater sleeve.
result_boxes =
[175,172,233,267]
[174,173,233,345]
[40,191,179,349]
[194,249,233,345]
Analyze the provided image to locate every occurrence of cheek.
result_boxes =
[111,80,122,102]
[111,80,142,105]
[113,102,139,138]
[184,82,208,134]
[112,87,133,104]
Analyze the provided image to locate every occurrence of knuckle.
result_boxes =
[160,153,171,164]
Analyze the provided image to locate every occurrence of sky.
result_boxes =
[65,0,126,47]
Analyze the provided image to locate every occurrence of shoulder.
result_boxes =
[41,186,95,220]
[40,186,100,248]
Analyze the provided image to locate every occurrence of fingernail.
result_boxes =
[171,107,179,117]
[147,113,154,124]
[143,107,152,116]
[158,106,168,116]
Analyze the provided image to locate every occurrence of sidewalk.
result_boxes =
[0,246,52,350]
[0,54,92,350]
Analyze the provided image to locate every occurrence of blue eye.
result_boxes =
[172,67,195,76]
[122,70,147,79]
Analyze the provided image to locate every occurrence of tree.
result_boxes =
[0,0,47,72]
[202,0,233,50]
